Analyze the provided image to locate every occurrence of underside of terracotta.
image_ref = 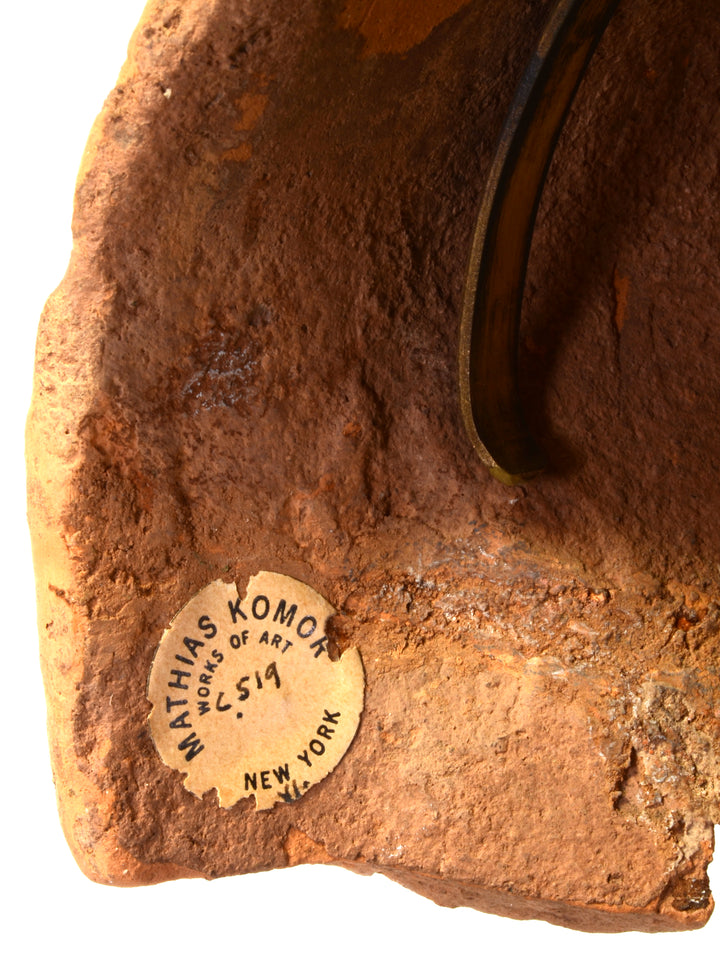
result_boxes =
[27,0,720,931]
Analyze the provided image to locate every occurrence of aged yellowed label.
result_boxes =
[147,572,364,809]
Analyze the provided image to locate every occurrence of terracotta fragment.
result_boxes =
[27,0,720,931]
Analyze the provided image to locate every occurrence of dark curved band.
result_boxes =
[459,0,620,484]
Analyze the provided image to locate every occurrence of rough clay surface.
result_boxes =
[27,0,720,932]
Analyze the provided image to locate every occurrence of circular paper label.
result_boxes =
[147,571,364,809]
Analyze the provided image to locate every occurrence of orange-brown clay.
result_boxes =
[27,0,719,930]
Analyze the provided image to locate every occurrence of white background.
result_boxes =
[4,2,718,964]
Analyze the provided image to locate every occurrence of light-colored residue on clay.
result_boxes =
[234,92,269,131]
[222,92,270,162]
